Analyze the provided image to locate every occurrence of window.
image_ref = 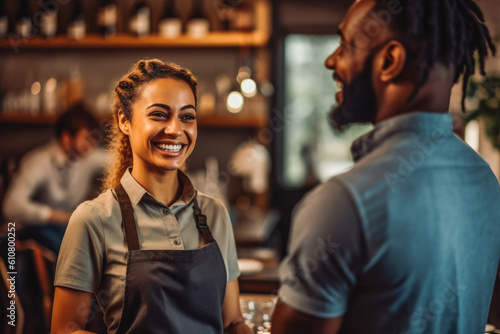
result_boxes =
[282,34,372,187]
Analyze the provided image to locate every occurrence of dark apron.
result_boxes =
[114,184,227,334]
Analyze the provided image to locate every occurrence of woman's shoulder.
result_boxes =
[194,191,233,230]
[195,191,229,215]
[71,188,120,226]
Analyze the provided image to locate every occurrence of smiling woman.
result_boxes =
[50,59,253,334]
[117,77,198,201]
[105,59,199,191]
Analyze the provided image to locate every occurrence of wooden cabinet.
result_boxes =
[0,1,274,220]
[0,31,269,49]
[0,0,272,130]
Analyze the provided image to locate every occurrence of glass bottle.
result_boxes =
[215,0,238,31]
[15,0,33,38]
[97,0,117,38]
[128,1,151,37]
[158,0,182,38]
[186,0,209,38]
[39,0,58,39]
[67,0,86,40]
[0,0,7,38]
[233,1,253,32]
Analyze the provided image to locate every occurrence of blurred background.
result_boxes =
[0,0,499,333]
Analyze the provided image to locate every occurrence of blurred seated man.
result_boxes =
[2,104,108,254]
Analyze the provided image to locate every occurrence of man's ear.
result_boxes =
[118,110,130,136]
[59,131,71,149]
[377,40,407,83]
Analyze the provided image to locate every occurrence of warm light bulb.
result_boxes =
[31,82,41,95]
[260,81,275,97]
[227,91,244,113]
[236,66,251,83]
[46,78,57,92]
[241,78,257,97]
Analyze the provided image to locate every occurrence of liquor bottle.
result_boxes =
[186,0,209,38]
[15,0,33,38]
[39,0,58,39]
[214,0,237,31]
[0,0,7,38]
[97,0,117,38]
[158,0,182,38]
[218,0,252,32]
[67,0,86,40]
[233,1,253,32]
[128,1,151,37]
[43,76,58,115]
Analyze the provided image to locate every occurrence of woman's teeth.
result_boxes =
[154,143,182,152]
[336,81,343,90]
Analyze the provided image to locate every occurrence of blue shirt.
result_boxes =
[279,112,500,334]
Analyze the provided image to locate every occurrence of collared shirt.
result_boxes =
[54,169,240,334]
[2,140,108,224]
[279,112,500,334]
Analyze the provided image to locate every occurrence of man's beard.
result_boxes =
[328,56,377,132]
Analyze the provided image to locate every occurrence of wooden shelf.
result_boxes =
[0,113,59,124]
[0,32,270,50]
[0,0,271,51]
[0,113,268,129]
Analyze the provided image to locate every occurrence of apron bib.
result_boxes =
[114,184,227,334]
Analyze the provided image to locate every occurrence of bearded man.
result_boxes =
[272,0,500,333]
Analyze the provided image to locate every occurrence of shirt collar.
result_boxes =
[119,168,197,207]
[351,112,454,162]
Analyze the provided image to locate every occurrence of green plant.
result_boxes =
[465,75,500,151]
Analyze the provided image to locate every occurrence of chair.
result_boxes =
[0,235,56,334]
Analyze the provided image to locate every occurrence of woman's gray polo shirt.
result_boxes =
[54,169,240,333]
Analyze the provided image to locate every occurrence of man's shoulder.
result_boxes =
[294,176,359,226]
[80,147,110,166]
[335,132,445,196]
[306,176,352,200]
[344,131,494,193]
[19,141,56,166]
[330,162,388,200]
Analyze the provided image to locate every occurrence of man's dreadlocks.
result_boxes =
[373,0,496,110]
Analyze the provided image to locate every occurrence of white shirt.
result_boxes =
[2,140,109,225]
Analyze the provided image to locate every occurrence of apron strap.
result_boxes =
[115,184,141,251]
[115,183,216,249]
[192,196,216,244]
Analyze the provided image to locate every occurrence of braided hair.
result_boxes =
[103,59,198,190]
[371,0,496,110]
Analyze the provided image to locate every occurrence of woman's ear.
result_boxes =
[377,40,407,83]
[118,110,130,136]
